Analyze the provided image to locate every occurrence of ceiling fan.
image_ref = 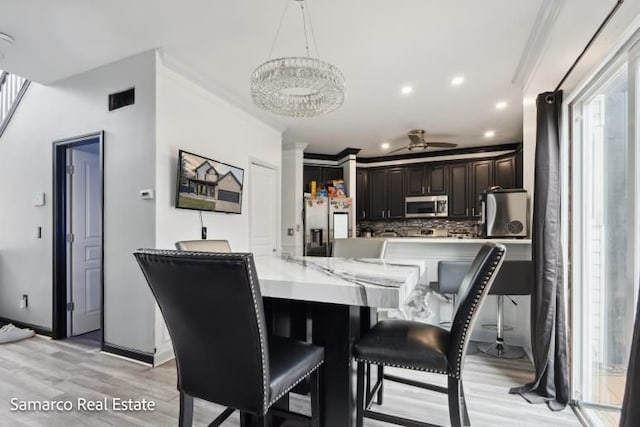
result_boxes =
[387,129,457,154]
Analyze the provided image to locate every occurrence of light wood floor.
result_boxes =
[0,336,581,426]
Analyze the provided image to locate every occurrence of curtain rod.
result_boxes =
[554,0,625,92]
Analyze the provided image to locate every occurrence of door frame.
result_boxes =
[248,158,280,254]
[52,131,104,342]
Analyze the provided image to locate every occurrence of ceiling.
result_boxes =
[0,0,626,156]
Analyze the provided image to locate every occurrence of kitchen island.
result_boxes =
[374,237,533,358]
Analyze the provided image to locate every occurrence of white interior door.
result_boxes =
[250,163,278,256]
[70,146,102,335]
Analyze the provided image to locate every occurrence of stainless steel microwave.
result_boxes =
[405,195,448,218]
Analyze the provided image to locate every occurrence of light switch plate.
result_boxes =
[33,192,45,207]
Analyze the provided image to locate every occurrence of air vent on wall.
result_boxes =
[109,87,135,111]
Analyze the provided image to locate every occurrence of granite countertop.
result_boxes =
[253,255,425,308]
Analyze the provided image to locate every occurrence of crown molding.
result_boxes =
[512,0,565,88]
[157,49,287,134]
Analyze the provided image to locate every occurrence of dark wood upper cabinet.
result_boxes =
[356,169,368,220]
[405,164,449,196]
[387,168,405,218]
[303,165,343,193]
[448,164,469,218]
[364,167,404,219]
[469,160,493,218]
[405,166,425,196]
[368,169,387,220]
[353,149,520,222]
[303,165,322,193]
[494,155,517,189]
[427,164,448,195]
[323,167,344,185]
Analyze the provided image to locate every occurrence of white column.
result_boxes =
[281,142,308,256]
[341,154,358,237]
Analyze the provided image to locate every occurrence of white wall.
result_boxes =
[0,51,157,353]
[154,55,282,251]
[154,54,283,362]
[522,0,640,195]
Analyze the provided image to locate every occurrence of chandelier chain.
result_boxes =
[305,0,321,59]
[268,0,291,60]
[299,1,310,57]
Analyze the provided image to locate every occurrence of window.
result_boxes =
[217,189,240,204]
[569,36,640,426]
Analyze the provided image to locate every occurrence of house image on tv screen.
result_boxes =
[177,151,244,213]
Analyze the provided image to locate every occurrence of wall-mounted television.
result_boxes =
[175,150,244,214]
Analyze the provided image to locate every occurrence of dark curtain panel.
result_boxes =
[620,286,640,426]
[509,91,569,411]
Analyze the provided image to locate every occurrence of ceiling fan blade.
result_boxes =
[426,142,457,148]
[386,146,408,154]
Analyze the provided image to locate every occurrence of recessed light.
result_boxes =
[451,76,465,86]
[381,142,390,150]
[484,130,496,138]
[495,101,508,110]
[401,86,413,95]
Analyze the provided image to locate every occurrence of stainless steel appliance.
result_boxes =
[481,189,528,238]
[304,196,353,256]
[405,195,448,218]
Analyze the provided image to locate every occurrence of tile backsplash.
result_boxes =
[357,218,481,237]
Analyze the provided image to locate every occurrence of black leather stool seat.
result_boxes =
[268,336,324,404]
[355,319,449,373]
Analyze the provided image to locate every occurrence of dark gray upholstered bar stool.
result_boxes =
[134,249,324,427]
[354,243,507,427]
[479,260,534,359]
[430,261,472,326]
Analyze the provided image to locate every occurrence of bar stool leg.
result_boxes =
[479,295,525,359]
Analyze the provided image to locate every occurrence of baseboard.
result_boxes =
[0,316,52,337]
[102,342,154,365]
[153,346,175,367]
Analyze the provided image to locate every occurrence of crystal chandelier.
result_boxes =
[250,0,346,118]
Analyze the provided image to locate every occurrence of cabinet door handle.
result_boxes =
[428,185,431,194]
[466,208,469,216]
[362,210,365,218]
[382,210,385,218]
[387,210,390,218]
[422,185,424,194]
[472,207,475,216]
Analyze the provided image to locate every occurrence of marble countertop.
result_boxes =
[253,255,425,308]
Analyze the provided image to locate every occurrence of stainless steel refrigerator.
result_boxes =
[303,196,353,256]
